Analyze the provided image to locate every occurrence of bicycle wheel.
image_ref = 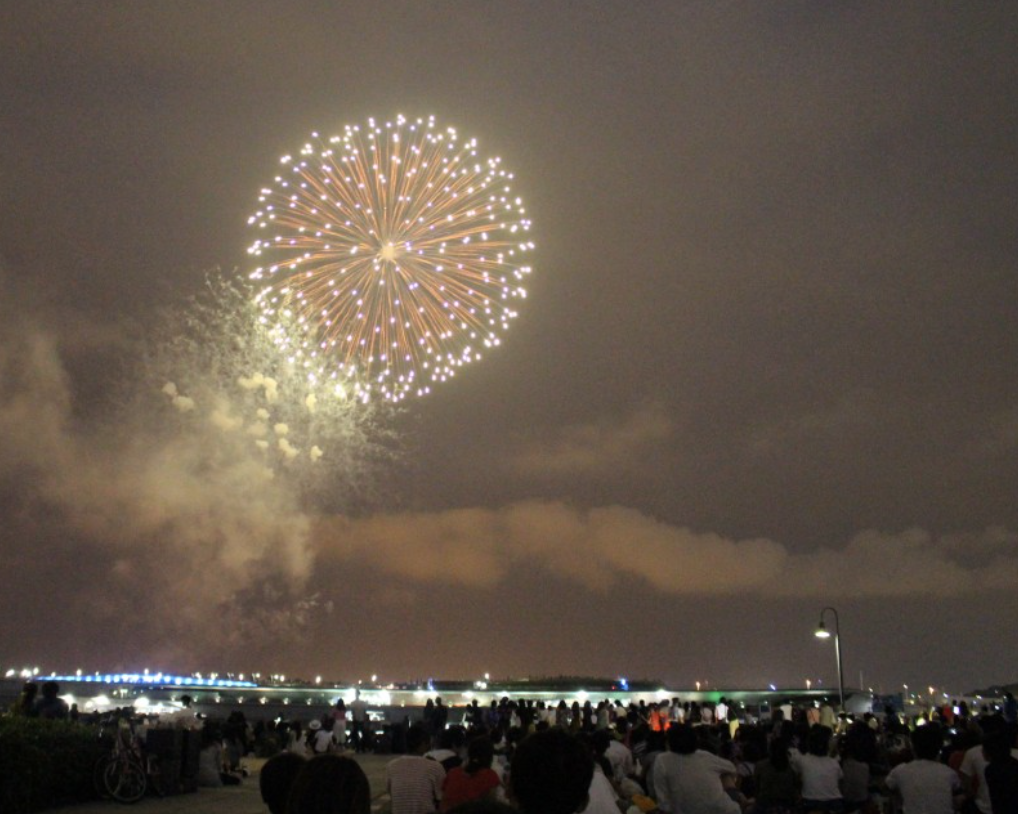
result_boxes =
[105,758,147,804]
[93,754,114,799]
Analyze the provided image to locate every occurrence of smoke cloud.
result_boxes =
[0,271,390,668]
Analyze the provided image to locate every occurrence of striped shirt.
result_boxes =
[387,755,446,814]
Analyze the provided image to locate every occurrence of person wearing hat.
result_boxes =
[309,717,336,755]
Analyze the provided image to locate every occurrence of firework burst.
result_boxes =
[247,114,534,402]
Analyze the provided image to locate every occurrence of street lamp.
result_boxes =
[814,607,845,711]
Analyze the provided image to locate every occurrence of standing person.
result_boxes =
[332,700,348,751]
[467,700,483,729]
[423,699,437,745]
[387,725,446,814]
[653,723,741,814]
[651,703,671,733]
[434,698,449,742]
[350,691,369,753]
[885,724,962,814]
[1003,694,1017,726]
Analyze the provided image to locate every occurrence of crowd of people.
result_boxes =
[7,682,1018,814]
[252,693,1018,814]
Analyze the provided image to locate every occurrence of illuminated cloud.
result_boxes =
[316,502,1017,599]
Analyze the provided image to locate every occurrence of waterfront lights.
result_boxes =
[34,671,257,689]
[814,607,845,710]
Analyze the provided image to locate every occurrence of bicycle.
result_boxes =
[93,715,147,804]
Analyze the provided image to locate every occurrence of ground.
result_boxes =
[50,754,394,814]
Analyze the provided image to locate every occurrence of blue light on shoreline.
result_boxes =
[39,673,257,689]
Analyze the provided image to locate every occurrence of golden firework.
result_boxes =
[248,114,533,402]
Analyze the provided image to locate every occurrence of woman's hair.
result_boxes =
[465,736,495,775]
[511,729,593,814]
[287,754,370,814]
[260,752,306,814]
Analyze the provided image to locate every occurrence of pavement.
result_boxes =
[49,753,394,814]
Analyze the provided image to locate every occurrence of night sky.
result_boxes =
[1,2,1016,694]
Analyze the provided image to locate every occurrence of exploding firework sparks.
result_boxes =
[149,274,394,502]
[247,114,534,402]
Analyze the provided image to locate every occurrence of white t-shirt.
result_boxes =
[791,752,843,801]
[312,729,334,754]
[583,766,620,814]
[653,750,740,814]
[885,759,960,814]
[607,740,635,783]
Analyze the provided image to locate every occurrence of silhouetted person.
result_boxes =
[510,728,593,814]
[984,730,1018,814]
[33,681,69,720]
[260,751,306,814]
[287,753,370,814]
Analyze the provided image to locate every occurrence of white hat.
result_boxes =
[309,719,322,730]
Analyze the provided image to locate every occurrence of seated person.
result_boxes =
[288,754,370,814]
[510,728,594,814]
[260,751,306,814]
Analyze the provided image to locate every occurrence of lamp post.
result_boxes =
[814,606,845,711]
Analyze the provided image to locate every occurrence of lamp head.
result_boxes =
[814,620,831,639]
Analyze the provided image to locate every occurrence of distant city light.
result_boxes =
[32,671,257,689]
